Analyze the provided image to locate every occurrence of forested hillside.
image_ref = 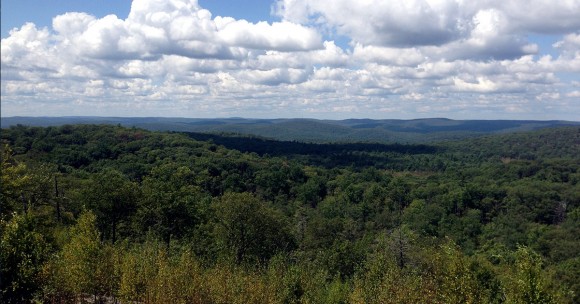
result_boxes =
[1,124,579,303]
[3,116,579,143]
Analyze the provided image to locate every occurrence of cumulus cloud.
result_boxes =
[276,0,467,47]
[274,0,578,60]
[500,0,580,34]
[1,23,54,71]
[553,32,580,61]
[216,19,322,51]
[452,76,520,93]
[353,44,425,66]
[48,0,323,61]
[1,0,579,120]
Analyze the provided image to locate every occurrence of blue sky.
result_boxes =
[1,0,579,120]
[2,0,275,37]
[2,1,132,37]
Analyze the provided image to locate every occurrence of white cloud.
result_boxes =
[353,44,425,66]
[251,41,348,70]
[553,32,580,62]
[453,77,514,93]
[1,0,579,120]
[1,23,53,69]
[554,32,580,50]
[216,19,322,51]
[276,0,467,47]
[47,0,324,61]
[53,12,95,37]
[500,0,580,34]
[567,90,580,98]
[274,0,577,60]
[238,68,311,86]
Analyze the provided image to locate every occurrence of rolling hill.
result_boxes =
[2,116,578,143]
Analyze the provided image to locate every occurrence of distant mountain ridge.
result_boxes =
[2,116,578,143]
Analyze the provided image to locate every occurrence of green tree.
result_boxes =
[56,211,118,302]
[137,164,206,243]
[505,246,556,304]
[0,213,51,303]
[213,192,295,264]
[82,169,139,242]
[1,144,35,218]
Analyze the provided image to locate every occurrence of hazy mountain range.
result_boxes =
[2,116,579,143]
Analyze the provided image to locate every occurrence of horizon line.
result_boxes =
[2,116,579,123]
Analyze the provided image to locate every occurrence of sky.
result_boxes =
[1,0,579,120]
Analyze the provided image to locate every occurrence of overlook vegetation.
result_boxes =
[1,124,579,303]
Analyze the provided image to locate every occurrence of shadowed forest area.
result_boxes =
[1,124,579,303]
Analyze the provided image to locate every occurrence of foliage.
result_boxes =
[212,192,295,264]
[1,124,578,302]
[0,213,51,303]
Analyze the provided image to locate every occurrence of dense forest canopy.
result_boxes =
[1,124,579,303]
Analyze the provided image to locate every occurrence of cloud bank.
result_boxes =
[2,0,579,119]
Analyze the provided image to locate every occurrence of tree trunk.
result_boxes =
[55,175,61,222]
[112,218,117,244]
